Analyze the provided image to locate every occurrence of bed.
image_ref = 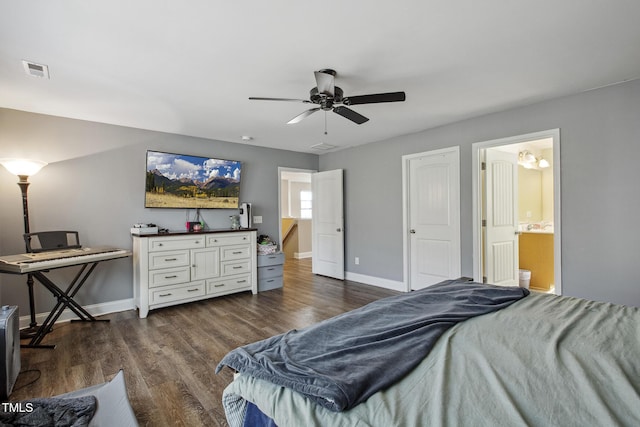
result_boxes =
[217,279,640,426]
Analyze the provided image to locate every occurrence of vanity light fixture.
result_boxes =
[518,151,549,169]
[538,157,550,168]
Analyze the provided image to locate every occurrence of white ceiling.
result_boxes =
[1,1,640,155]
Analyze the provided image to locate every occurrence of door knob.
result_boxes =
[336,228,342,232]
[410,229,416,234]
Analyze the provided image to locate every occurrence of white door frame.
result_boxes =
[402,146,461,292]
[471,129,562,294]
[277,167,317,251]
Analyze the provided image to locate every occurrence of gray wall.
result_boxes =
[0,109,318,314]
[320,78,640,307]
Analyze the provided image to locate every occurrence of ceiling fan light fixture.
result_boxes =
[249,69,406,127]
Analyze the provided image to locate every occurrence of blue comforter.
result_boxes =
[216,279,529,412]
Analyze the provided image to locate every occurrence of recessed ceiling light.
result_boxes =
[22,60,50,79]
[241,135,253,141]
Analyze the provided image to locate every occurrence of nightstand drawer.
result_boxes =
[207,275,251,295]
[258,264,283,279]
[150,281,205,304]
[257,252,284,267]
[149,266,190,287]
[258,276,283,292]
[149,250,189,269]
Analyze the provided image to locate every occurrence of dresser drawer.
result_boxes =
[149,250,189,270]
[258,264,283,279]
[207,275,251,295]
[257,252,284,267]
[149,236,205,252]
[221,245,251,261]
[207,233,251,247]
[150,281,206,304]
[221,259,251,276]
[149,266,190,287]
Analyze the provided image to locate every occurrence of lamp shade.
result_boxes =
[0,158,48,176]
[538,158,550,168]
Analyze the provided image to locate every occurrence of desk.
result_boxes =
[0,247,131,348]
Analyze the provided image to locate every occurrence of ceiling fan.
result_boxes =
[249,69,406,125]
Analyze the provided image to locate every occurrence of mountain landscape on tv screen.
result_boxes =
[145,151,241,209]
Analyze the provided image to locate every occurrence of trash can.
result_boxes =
[519,269,531,289]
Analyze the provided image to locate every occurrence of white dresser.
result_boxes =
[132,229,257,318]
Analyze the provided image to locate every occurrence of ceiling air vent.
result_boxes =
[22,60,50,79]
[310,143,336,151]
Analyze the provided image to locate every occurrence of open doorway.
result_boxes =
[278,168,315,262]
[472,129,561,295]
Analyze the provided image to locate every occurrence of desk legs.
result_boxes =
[22,263,110,349]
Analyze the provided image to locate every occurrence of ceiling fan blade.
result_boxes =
[314,70,335,97]
[249,97,311,103]
[287,107,321,124]
[342,91,406,106]
[333,106,369,124]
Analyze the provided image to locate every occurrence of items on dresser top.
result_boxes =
[257,252,284,292]
[132,229,258,318]
[130,223,159,235]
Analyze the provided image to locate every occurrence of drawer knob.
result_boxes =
[233,251,243,254]
[165,258,177,261]
[165,275,178,279]
[214,284,225,288]
[237,280,246,283]
[187,288,199,292]
[159,293,172,297]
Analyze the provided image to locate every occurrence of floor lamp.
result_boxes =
[0,158,48,339]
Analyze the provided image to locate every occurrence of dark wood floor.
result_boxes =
[11,258,398,426]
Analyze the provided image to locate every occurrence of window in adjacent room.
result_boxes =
[300,191,312,218]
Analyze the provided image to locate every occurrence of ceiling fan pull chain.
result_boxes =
[324,111,328,135]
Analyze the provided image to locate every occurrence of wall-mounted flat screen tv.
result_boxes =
[145,150,242,209]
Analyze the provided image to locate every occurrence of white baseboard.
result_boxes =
[345,272,407,292]
[19,298,136,330]
[294,251,312,259]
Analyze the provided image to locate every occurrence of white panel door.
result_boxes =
[312,169,344,280]
[409,149,460,290]
[484,148,519,286]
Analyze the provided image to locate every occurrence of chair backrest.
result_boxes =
[24,231,81,253]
